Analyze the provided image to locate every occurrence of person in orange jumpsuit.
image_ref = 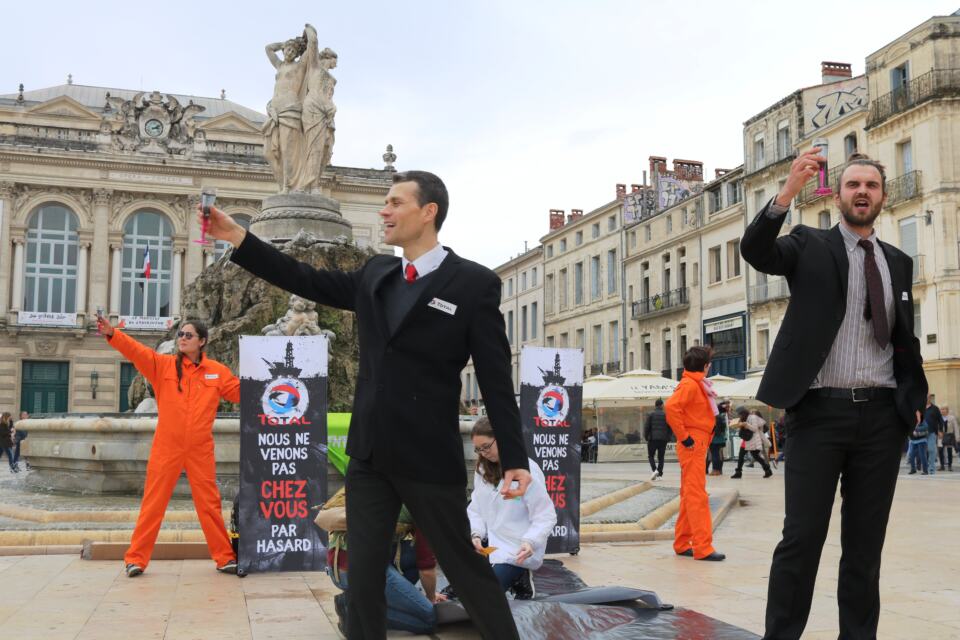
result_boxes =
[664,345,726,561]
[97,316,240,577]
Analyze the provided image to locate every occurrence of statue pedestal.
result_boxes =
[251,193,353,243]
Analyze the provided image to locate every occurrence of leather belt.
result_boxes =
[810,387,895,403]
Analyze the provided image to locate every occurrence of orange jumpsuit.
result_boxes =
[664,370,717,559]
[107,330,240,569]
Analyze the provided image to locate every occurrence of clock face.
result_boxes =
[144,119,164,137]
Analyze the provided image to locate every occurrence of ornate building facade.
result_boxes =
[0,82,394,414]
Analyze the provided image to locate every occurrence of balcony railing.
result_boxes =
[748,276,790,305]
[885,170,922,209]
[606,361,621,375]
[632,287,689,319]
[589,363,605,376]
[796,166,842,206]
[867,69,960,129]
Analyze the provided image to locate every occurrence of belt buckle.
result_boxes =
[851,387,869,403]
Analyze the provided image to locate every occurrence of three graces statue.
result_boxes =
[263,24,337,194]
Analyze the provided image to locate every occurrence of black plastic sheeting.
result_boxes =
[435,560,760,639]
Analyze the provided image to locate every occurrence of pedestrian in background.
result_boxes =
[730,406,773,479]
[707,401,728,476]
[644,399,671,481]
[940,405,957,472]
[925,394,944,475]
[0,412,18,473]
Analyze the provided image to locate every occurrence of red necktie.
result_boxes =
[404,263,418,283]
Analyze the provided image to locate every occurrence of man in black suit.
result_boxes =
[741,149,927,640]
[205,171,530,639]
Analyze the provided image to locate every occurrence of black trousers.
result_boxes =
[764,394,904,640]
[707,443,724,472]
[647,440,667,474]
[736,448,770,473]
[345,458,519,640]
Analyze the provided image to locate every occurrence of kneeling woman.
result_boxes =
[98,316,240,576]
[467,418,556,596]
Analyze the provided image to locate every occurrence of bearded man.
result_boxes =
[740,150,927,640]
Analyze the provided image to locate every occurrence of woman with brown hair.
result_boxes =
[98,315,240,577]
[467,417,556,597]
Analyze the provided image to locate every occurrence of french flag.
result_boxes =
[142,247,151,280]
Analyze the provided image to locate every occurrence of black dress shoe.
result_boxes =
[697,552,726,561]
[676,549,694,557]
[334,592,348,636]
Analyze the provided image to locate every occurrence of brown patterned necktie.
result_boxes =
[858,239,889,349]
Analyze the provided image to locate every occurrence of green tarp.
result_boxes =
[327,412,350,475]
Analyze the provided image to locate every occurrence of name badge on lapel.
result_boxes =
[428,297,457,316]
[901,291,908,301]
[204,373,220,380]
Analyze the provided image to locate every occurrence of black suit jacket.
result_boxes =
[740,201,927,430]
[231,232,528,484]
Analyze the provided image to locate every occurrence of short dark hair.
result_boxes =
[837,152,886,194]
[682,345,713,372]
[393,170,449,232]
[655,399,664,408]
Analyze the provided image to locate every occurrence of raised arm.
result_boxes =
[98,317,164,386]
[265,42,283,69]
[219,367,241,404]
[740,147,822,277]
[201,205,360,311]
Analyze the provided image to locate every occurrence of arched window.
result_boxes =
[24,203,79,312]
[121,210,173,317]
[213,213,252,260]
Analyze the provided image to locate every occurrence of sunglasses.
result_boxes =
[177,331,197,339]
[473,441,495,455]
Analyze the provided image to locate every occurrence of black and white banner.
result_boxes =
[237,335,328,573]
[520,346,584,554]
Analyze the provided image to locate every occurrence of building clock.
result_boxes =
[144,119,164,137]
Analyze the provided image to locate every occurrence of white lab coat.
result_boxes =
[467,458,557,570]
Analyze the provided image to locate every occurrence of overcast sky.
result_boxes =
[1,1,953,267]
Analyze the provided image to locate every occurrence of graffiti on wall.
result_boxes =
[803,77,868,132]
[657,175,703,210]
[623,188,657,224]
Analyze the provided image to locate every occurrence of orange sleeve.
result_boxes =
[106,330,163,386]
[664,379,693,442]
[219,366,240,404]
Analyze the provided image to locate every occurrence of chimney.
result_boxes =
[648,156,667,178]
[569,209,584,222]
[673,159,704,182]
[631,184,643,193]
[715,168,730,178]
[616,184,627,199]
[549,209,565,231]
[821,61,852,84]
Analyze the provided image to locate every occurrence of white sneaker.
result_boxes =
[650,471,659,481]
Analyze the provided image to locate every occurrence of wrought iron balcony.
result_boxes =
[632,287,689,319]
[590,363,605,375]
[796,166,842,206]
[606,361,621,375]
[885,170,922,209]
[748,276,790,305]
[867,69,960,129]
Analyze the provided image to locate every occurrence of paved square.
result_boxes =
[0,460,957,638]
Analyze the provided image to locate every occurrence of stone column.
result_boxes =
[89,189,112,316]
[0,182,14,317]
[183,195,204,285]
[11,238,25,312]
[76,241,90,318]
[110,243,123,316]
[171,247,184,318]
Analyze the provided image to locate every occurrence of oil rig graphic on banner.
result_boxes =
[539,353,567,387]
[262,341,302,379]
